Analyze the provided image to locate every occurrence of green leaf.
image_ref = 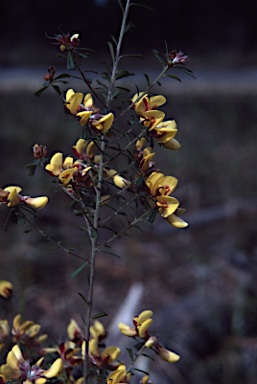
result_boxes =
[115,69,134,80]
[111,89,122,99]
[116,86,130,92]
[164,40,169,56]
[34,86,48,97]
[116,0,124,13]
[164,74,181,82]
[79,313,86,327]
[111,35,118,46]
[78,226,89,232]
[70,262,89,278]
[77,292,89,306]
[130,3,153,10]
[120,54,143,60]
[67,51,76,70]
[134,341,145,350]
[147,209,158,223]
[26,164,37,177]
[52,84,62,95]
[123,22,135,36]
[24,229,34,234]
[54,73,72,80]
[79,52,92,59]
[126,348,133,361]
[107,41,115,63]
[96,79,108,89]
[141,353,155,361]
[74,209,83,216]
[4,209,15,231]
[132,368,149,375]
[100,61,111,74]
[152,49,166,67]
[143,73,150,87]
[90,312,108,320]
[90,228,98,239]
[100,250,121,258]
[101,71,111,82]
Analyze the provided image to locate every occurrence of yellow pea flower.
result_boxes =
[166,208,188,228]
[0,281,12,299]
[91,112,114,133]
[158,346,180,363]
[0,344,62,383]
[163,137,181,150]
[156,195,180,218]
[145,172,178,197]
[106,364,127,384]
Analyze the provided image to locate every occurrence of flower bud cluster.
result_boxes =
[54,33,80,51]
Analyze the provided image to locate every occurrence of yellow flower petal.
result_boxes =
[83,93,93,108]
[89,338,100,357]
[158,176,178,196]
[0,281,12,299]
[67,319,81,340]
[73,139,87,156]
[163,138,181,150]
[35,379,46,384]
[4,186,22,194]
[137,310,153,324]
[12,314,21,330]
[113,175,130,189]
[158,346,180,363]
[48,152,63,176]
[44,358,63,378]
[7,188,20,207]
[138,319,153,338]
[76,111,93,126]
[136,137,146,151]
[63,156,74,169]
[59,168,77,186]
[156,196,180,218]
[149,95,166,109]
[166,214,188,228]
[66,93,83,114]
[25,196,48,209]
[86,141,96,159]
[102,346,121,363]
[66,89,75,102]
[91,112,114,133]
[118,323,137,337]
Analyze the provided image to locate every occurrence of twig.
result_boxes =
[83,2,132,382]
[72,53,107,109]
[96,208,152,251]
[20,209,88,262]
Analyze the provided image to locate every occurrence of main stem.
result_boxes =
[83,1,131,382]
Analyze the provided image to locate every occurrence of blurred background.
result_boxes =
[1,0,257,383]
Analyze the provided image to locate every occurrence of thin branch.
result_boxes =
[96,208,152,251]
[20,209,89,262]
[72,52,107,109]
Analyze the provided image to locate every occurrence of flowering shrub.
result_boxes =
[0,1,193,383]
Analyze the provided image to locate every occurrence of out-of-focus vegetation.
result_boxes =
[1,0,257,67]
[1,82,257,382]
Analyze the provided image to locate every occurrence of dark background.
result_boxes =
[1,1,257,384]
[1,0,257,67]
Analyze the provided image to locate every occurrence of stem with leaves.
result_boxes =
[83,1,132,382]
